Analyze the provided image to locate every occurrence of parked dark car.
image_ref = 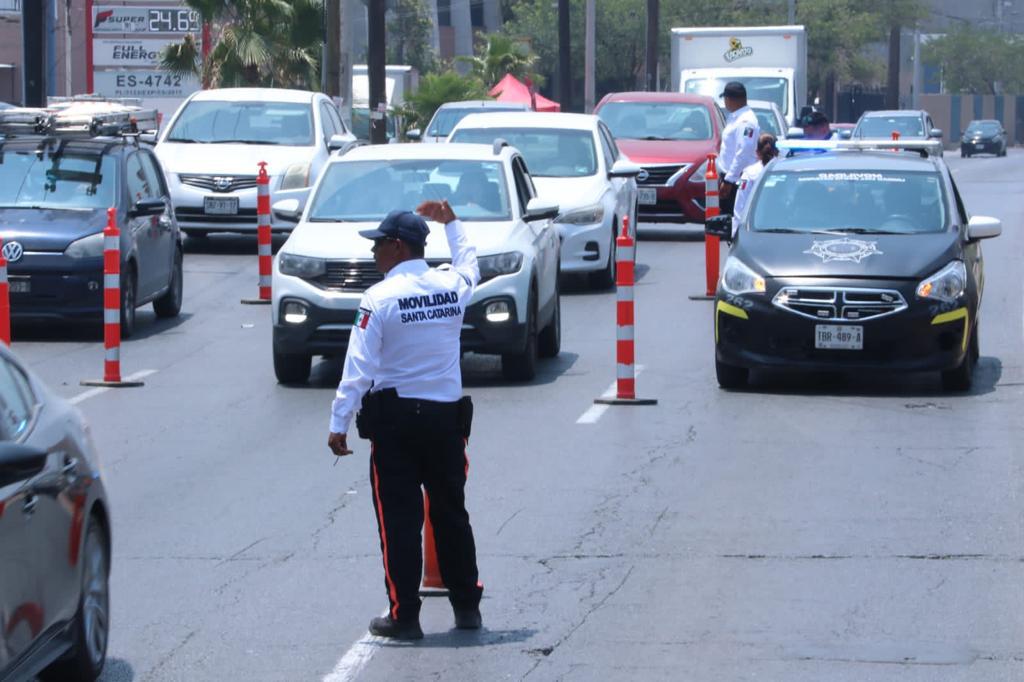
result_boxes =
[0,345,111,681]
[0,132,183,337]
[960,119,1007,157]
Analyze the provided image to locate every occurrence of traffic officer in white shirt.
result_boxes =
[718,81,760,214]
[328,200,483,640]
[732,133,778,237]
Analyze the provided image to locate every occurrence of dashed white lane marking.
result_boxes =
[576,365,645,424]
[68,369,158,405]
[322,611,389,682]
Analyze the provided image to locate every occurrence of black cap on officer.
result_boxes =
[359,210,430,247]
[719,81,747,99]
[800,110,830,127]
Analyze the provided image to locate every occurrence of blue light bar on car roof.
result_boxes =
[778,139,943,157]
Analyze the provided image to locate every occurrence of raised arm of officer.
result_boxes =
[328,294,383,456]
[417,200,479,296]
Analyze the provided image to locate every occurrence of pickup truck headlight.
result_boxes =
[64,232,105,258]
[278,252,326,278]
[280,162,312,190]
[557,205,604,225]
[917,260,966,303]
[721,256,766,295]
[478,252,523,283]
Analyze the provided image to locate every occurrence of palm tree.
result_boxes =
[458,34,542,90]
[161,0,323,90]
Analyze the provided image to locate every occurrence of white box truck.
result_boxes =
[670,25,807,126]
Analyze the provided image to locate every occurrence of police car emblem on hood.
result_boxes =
[804,238,882,263]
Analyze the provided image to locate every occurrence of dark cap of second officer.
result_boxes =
[719,81,747,99]
[359,210,430,247]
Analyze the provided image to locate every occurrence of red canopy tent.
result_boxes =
[488,74,561,112]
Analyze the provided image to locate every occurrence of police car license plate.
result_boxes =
[9,277,29,294]
[204,197,238,215]
[638,188,657,205]
[815,325,863,350]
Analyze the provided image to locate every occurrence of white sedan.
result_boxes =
[448,112,640,289]
[270,142,562,382]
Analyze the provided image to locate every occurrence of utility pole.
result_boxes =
[886,24,901,110]
[368,0,387,144]
[584,0,595,112]
[22,0,46,106]
[324,0,341,98]
[340,0,353,128]
[787,0,796,24]
[558,0,571,110]
[645,0,658,91]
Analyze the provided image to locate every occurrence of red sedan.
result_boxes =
[595,92,724,225]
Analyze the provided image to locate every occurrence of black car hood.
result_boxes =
[736,230,961,280]
[0,207,109,251]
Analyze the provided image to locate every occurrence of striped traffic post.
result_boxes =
[419,493,448,596]
[241,161,273,305]
[0,236,9,346]
[81,208,144,388]
[703,153,721,296]
[594,216,656,407]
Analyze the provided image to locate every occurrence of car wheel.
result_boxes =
[274,350,312,384]
[153,249,183,318]
[502,287,538,381]
[588,222,617,290]
[941,330,977,391]
[120,264,137,339]
[960,150,966,158]
[715,358,749,389]
[538,280,561,359]
[41,515,109,682]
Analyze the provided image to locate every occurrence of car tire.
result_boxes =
[153,249,183,318]
[538,281,561,359]
[502,287,538,381]
[588,222,617,290]
[715,358,749,389]
[960,150,966,158]
[41,515,109,682]
[120,264,137,339]
[186,230,209,240]
[274,350,312,384]
[941,330,977,392]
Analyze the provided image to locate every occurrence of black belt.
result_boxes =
[376,388,459,415]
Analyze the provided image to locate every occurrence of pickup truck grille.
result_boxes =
[311,259,449,291]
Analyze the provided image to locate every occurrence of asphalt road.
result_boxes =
[14,149,1024,681]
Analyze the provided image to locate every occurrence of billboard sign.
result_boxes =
[92,5,201,34]
[93,38,179,68]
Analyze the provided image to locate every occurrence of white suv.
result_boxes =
[449,112,640,289]
[155,88,358,237]
[270,142,562,382]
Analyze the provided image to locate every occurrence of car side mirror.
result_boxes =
[130,197,166,218]
[328,133,355,153]
[929,128,943,139]
[838,129,852,140]
[786,126,805,139]
[967,215,1001,241]
[406,128,422,142]
[524,197,559,222]
[273,198,303,223]
[0,442,49,488]
[138,132,158,145]
[705,214,733,242]
[608,159,641,179]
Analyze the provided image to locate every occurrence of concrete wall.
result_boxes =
[921,93,1021,146]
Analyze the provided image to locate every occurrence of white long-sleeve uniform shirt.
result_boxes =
[329,220,479,434]
[719,105,760,184]
[731,160,766,236]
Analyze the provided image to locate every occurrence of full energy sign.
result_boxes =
[93,38,179,68]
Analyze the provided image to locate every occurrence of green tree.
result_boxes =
[161,0,323,89]
[387,0,437,75]
[398,70,490,131]
[923,25,1024,94]
[458,33,541,89]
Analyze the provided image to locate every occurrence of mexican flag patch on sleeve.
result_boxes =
[355,307,371,330]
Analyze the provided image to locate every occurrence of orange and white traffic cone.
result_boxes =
[419,494,448,596]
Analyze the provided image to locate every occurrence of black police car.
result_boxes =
[707,139,1001,391]
[960,119,1007,158]
[0,106,183,337]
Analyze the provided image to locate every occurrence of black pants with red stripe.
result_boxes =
[369,395,482,623]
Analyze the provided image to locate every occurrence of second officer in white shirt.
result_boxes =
[718,81,760,214]
[327,200,482,640]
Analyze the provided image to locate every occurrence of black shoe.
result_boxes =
[453,607,482,630]
[369,616,423,640]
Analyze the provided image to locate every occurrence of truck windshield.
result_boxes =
[0,145,116,210]
[750,170,948,234]
[685,77,789,116]
[597,102,713,141]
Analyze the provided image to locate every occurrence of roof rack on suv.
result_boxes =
[0,97,159,139]
[778,139,944,158]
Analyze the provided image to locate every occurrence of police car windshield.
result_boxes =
[309,159,512,222]
[598,102,713,141]
[449,128,597,177]
[856,116,925,138]
[166,101,314,146]
[750,170,949,235]
[684,77,789,115]
[0,147,115,210]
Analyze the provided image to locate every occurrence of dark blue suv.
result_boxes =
[0,132,183,336]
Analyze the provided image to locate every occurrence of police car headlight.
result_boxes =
[721,257,766,295]
[280,162,312,190]
[917,260,966,303]
[64,232,105,258]
[557,205,604,225]
[478,252,523,283]
[278,252,326,278]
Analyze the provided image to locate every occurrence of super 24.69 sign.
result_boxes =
[92,5,200,34]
